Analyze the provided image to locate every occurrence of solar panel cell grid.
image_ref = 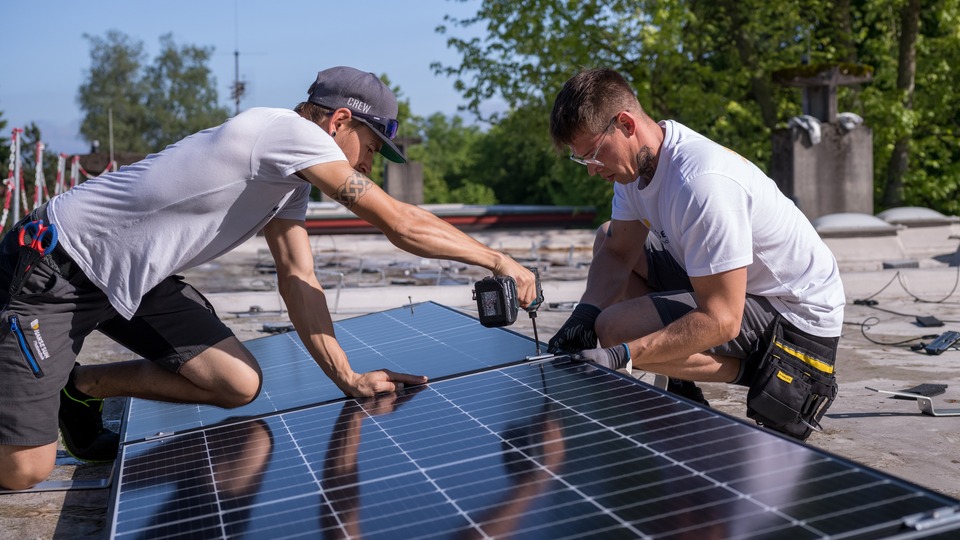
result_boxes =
[120,302,538,443]
[110,359,960,539]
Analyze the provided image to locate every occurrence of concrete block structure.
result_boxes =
[771,123,874,220]
[383,135,424,204]
[770,64,874,221]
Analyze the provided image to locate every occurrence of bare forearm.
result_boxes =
[384,205,507,271]
[625,309,740,382]
[318,168,505,271]
[626,270,747,375]
[279,276,356,393]
[306,164,533,304]
[383,205,539,306]
[632,309,723,360]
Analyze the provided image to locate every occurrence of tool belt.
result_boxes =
[30,203,80,280]
[746,317,838,441]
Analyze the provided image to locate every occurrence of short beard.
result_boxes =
[635,146,657,186]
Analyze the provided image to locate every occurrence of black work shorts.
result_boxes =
[642,234,837,385]
[0,213,234,446]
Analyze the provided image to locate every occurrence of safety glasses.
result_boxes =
[569,115,618,167]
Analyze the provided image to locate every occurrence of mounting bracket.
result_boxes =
[866,387,960,417]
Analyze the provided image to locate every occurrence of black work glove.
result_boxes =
[547,303,601,353]
[570,344,631,371]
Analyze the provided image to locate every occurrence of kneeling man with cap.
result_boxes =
[0,66,537,490]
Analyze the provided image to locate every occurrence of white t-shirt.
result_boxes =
[48,107,347,319]
[611,120,844,337]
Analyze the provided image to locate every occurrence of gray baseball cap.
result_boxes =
[307,66,405,163]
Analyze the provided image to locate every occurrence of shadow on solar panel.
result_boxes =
[108,358,960,539]
[120,302,541,444]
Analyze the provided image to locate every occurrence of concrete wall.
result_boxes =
[771,123,873,221]
[384,161,424,205]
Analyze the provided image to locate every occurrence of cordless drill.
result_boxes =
[472,267,546,356]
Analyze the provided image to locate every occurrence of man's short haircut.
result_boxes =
[294,101,332,123]
[549,68,642,152]
[294,101,363,131]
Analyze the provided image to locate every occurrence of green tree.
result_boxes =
[905,1,960,215]
[141,34,231,147]
[435,1,813,165]
[406,113,493,204]
[857,0,960,215]
[880,0,921,208]
[465,104,613,211]
[432,0,814,214]
[77,30,150,154]
[436,0,960,216]
[77,30,229,155]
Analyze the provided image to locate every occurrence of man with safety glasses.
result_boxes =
[546,68,844,440]
[0,66,537,490]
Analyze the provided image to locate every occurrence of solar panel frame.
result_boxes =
[108,357,960,539]
[119,301,542,444]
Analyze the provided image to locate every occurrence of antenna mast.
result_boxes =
[231,1,245,115]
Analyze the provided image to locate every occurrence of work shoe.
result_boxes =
[59,364,120,462]
[667,378,710,408]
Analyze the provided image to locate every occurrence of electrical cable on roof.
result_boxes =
[855,316,941,347]
[847,301,960,323]
[854,271,900,302]
[901,265,960,304]
[852,266,960,306]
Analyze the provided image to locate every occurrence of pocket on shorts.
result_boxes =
[172,275,219,316]
[9,315,45,378]
[748,355,812,426]
[746,317,837,441]
[15,260,68,298]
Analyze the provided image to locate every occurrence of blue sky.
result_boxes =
[1,0,492,155]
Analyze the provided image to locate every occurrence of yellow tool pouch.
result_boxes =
[746,317,838,441]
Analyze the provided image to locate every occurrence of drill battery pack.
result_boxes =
[473,276,519,328]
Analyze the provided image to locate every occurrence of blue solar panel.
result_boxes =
[109,359,960,539]
[120,302,539,443]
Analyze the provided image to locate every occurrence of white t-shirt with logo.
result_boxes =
[49,107,347,319]
[611,120,844,337]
